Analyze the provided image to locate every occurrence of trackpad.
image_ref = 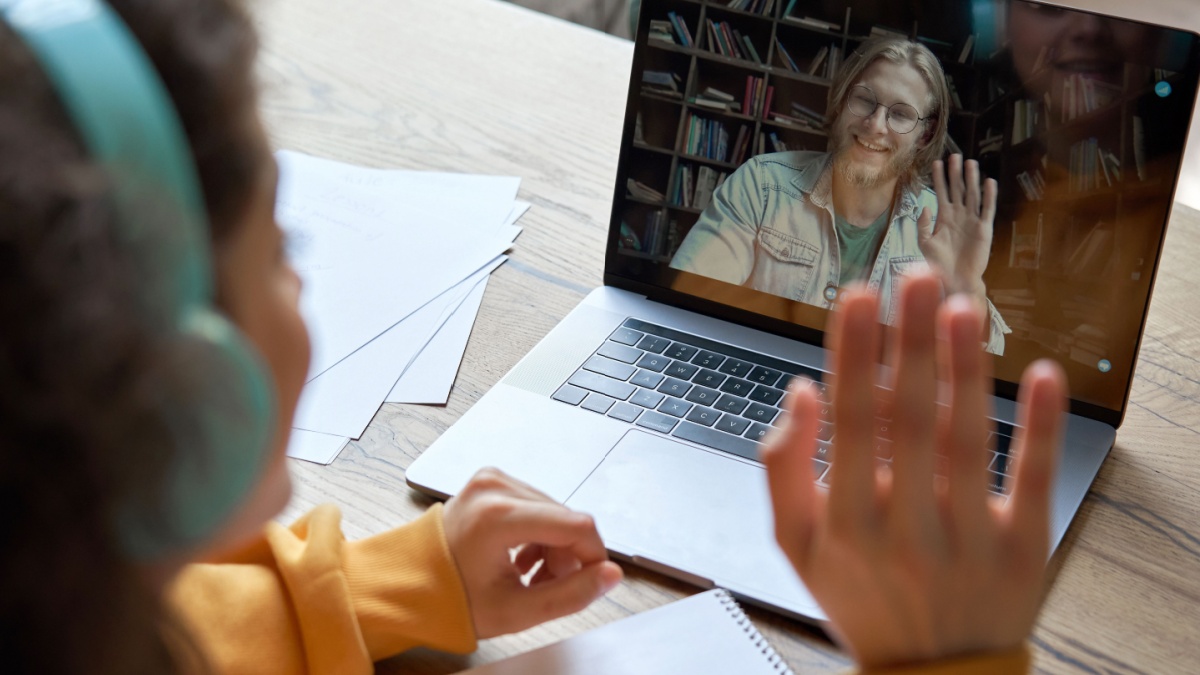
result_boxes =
[565,430,823,619]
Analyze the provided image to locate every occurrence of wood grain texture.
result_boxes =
[254,0,1200,671]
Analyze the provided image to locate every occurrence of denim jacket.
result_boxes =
[670,151,1009,354]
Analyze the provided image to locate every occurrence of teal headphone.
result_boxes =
[1,0,275,558]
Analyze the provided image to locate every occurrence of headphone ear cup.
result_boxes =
[119,310,274,559]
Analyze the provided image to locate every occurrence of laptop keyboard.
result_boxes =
[551,318,1017,498]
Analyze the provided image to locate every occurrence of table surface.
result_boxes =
[256,0,1200,671]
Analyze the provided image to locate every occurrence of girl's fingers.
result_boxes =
[827,290,884,532]
[1008,360,1068,555]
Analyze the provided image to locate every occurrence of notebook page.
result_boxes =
[460,589,791,675]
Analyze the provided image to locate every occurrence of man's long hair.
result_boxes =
[825,38,952,190]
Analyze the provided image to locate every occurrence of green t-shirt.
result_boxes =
[835,208,890,286]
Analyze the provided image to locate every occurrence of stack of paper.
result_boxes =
[274,151,527,464]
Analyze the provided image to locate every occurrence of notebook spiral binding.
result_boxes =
[715,589,795,674]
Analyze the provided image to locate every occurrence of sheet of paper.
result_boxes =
[292,257,507,439]
[286,428,350,465]
[275,150,521,379]
[385,202,530,405]
[385,274,489,404]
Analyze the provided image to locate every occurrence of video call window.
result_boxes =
[609,0,1199,412]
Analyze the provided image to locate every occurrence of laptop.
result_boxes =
[408,0,1200,621]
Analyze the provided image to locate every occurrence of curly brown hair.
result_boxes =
[0,0,262,672]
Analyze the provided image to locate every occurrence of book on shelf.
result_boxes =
[731,125,751,164]
[767,130,791,152]
[784,15,841,32]
[1008,213,1043,270]
[977,127,1004,155]
[945,75,964,109]
[958,34,976,63]
[1011,99,1042,144]
[741,33,763,64]
[790,101,826,126]
[774,36,800,72]
[726,0,777,15]
[762,85,775,120]
[692,165,729,211]
[1061,74,1122,121]
[684,113,735,162]
[648,19,676,44]
[824,43,842,79]
[743,75,765,117]
[1015,168,1046,201]
[642,70,682,98]
[627,177,666,202]
[807,45,829,76]
[644,209,667,256]
[870,25,907,40]
[667,11,694,47]
[692,86,739,111]
[770,112,822,131]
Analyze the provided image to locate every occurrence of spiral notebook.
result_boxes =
[459,589,793,675]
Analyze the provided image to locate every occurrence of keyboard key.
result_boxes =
[664,342,699,361]
[637,335,672,354]
[657,377,691,398]
[747,366,782,387]
[990,452,1012,476]
[631,369,665,388]
[610,327,644,346]
[714,394,749,415]
[812,458,831,482]
[658,397,693,418]
[988,432,1014,456]
[631,389,665,408]
[568,371,635,400]
[813,442,832,462]
[674,421,759,462]
[817,421,835,441]
[743,402,778,424]
[717,358,754,377]
[636,353,670,372]
[714,414,751,435]
[744,422,773,442]
[684,385,720,406]
[583,355,636,381]
[664,361,700,380]
[988,470,1010,495]
[598,341,642,364]
[581,393,615,414]
[692,350,725,369]
[607,402,642,423]
[693,368,727,388]
[685,406,721,426]
[552,384,588,406]
[718,377,754,397]
[747,385,784,406]
[637,411,679,434]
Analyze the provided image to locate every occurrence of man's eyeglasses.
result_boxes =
[845,85,927,134]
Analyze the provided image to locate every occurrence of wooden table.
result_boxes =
[256,0,1200,671]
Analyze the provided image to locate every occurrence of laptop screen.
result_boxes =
[606,0,1200,416]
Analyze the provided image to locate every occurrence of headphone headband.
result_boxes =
[2,0,211,313]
